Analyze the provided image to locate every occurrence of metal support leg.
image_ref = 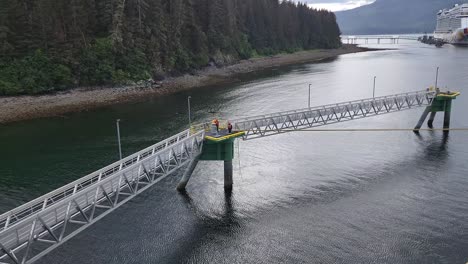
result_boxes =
[176,155,200,191]
[443,100,452,132]
[427,112,437,128]
[224,160,233,191]
[414,106,431,132]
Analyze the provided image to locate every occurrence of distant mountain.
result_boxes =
[336,0,463,34]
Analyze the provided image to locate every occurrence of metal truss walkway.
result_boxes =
[0,89,437,264]
[0,130,204,264]
[233,90,435,140]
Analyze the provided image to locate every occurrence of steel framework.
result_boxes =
[232,90,436,140]
[0,130,204,264]
[0,89,438,264]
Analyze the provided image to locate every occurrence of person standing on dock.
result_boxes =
[228,122,233,133]
[213,118,220,132]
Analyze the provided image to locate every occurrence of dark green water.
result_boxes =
[2,41,468,263]
[0,68,288,210]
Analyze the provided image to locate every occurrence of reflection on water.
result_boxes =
[1,41,468,263]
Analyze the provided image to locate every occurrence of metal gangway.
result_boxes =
[0,89,437,264]
[0,130,205,264]
[233,90,435,140]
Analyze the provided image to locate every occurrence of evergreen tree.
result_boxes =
[0,0,342,95]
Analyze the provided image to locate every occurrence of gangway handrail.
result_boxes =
[0,130,205,264]
[0,129,191,230]
[232,90,436,140]
[231,90,434,123]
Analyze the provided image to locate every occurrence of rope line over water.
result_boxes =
[235,139,244,188]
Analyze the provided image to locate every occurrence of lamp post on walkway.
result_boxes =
[373,76,377,99]
[116,119,122,160]
[188,96,192,130]
[435,66,439,91]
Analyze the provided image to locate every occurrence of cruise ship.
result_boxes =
[434,3,468,45]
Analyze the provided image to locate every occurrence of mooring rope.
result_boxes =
[235,139,244,189]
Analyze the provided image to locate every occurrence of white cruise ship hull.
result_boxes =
[434,28,468,45]
[435,3,468,46]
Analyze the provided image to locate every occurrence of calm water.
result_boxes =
[2,40,468,263]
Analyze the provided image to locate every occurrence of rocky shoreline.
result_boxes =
[0,45,379,124]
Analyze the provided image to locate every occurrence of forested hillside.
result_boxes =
[0,0,341,95]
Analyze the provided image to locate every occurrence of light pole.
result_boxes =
[188,96,192,129]
[116,119,122,160]
[373,76,376,99]
[435,66,439,91]
[308,84,311,108]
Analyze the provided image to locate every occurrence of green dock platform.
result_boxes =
[414,90,460,131]
[200,130,245,161]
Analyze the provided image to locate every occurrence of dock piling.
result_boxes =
[224,160,233,190]
[414,106,431,132]
[443,100,452,130]
[177,154,201,191]
[427,112,437,128]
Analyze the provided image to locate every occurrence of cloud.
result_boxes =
[295,0,376,12]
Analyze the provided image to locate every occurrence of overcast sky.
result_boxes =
[296,0,375,12]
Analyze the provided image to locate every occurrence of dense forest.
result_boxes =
[0,0,341,95]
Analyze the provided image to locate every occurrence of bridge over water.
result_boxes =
[0,89,460,264]
[341,35,421,44]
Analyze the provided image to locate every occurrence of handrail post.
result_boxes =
[188,96,192,131]
[5,215,10,229]
[116,119,122,160]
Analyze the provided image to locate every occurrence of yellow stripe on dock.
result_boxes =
[437,92,461,98]
[205,131,246,142]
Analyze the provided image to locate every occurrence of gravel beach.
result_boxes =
[0,45,377,124]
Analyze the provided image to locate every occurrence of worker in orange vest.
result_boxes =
[228,122,233,133]
[213,118,219,132]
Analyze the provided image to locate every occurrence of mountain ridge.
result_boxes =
[336,0,463,34]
